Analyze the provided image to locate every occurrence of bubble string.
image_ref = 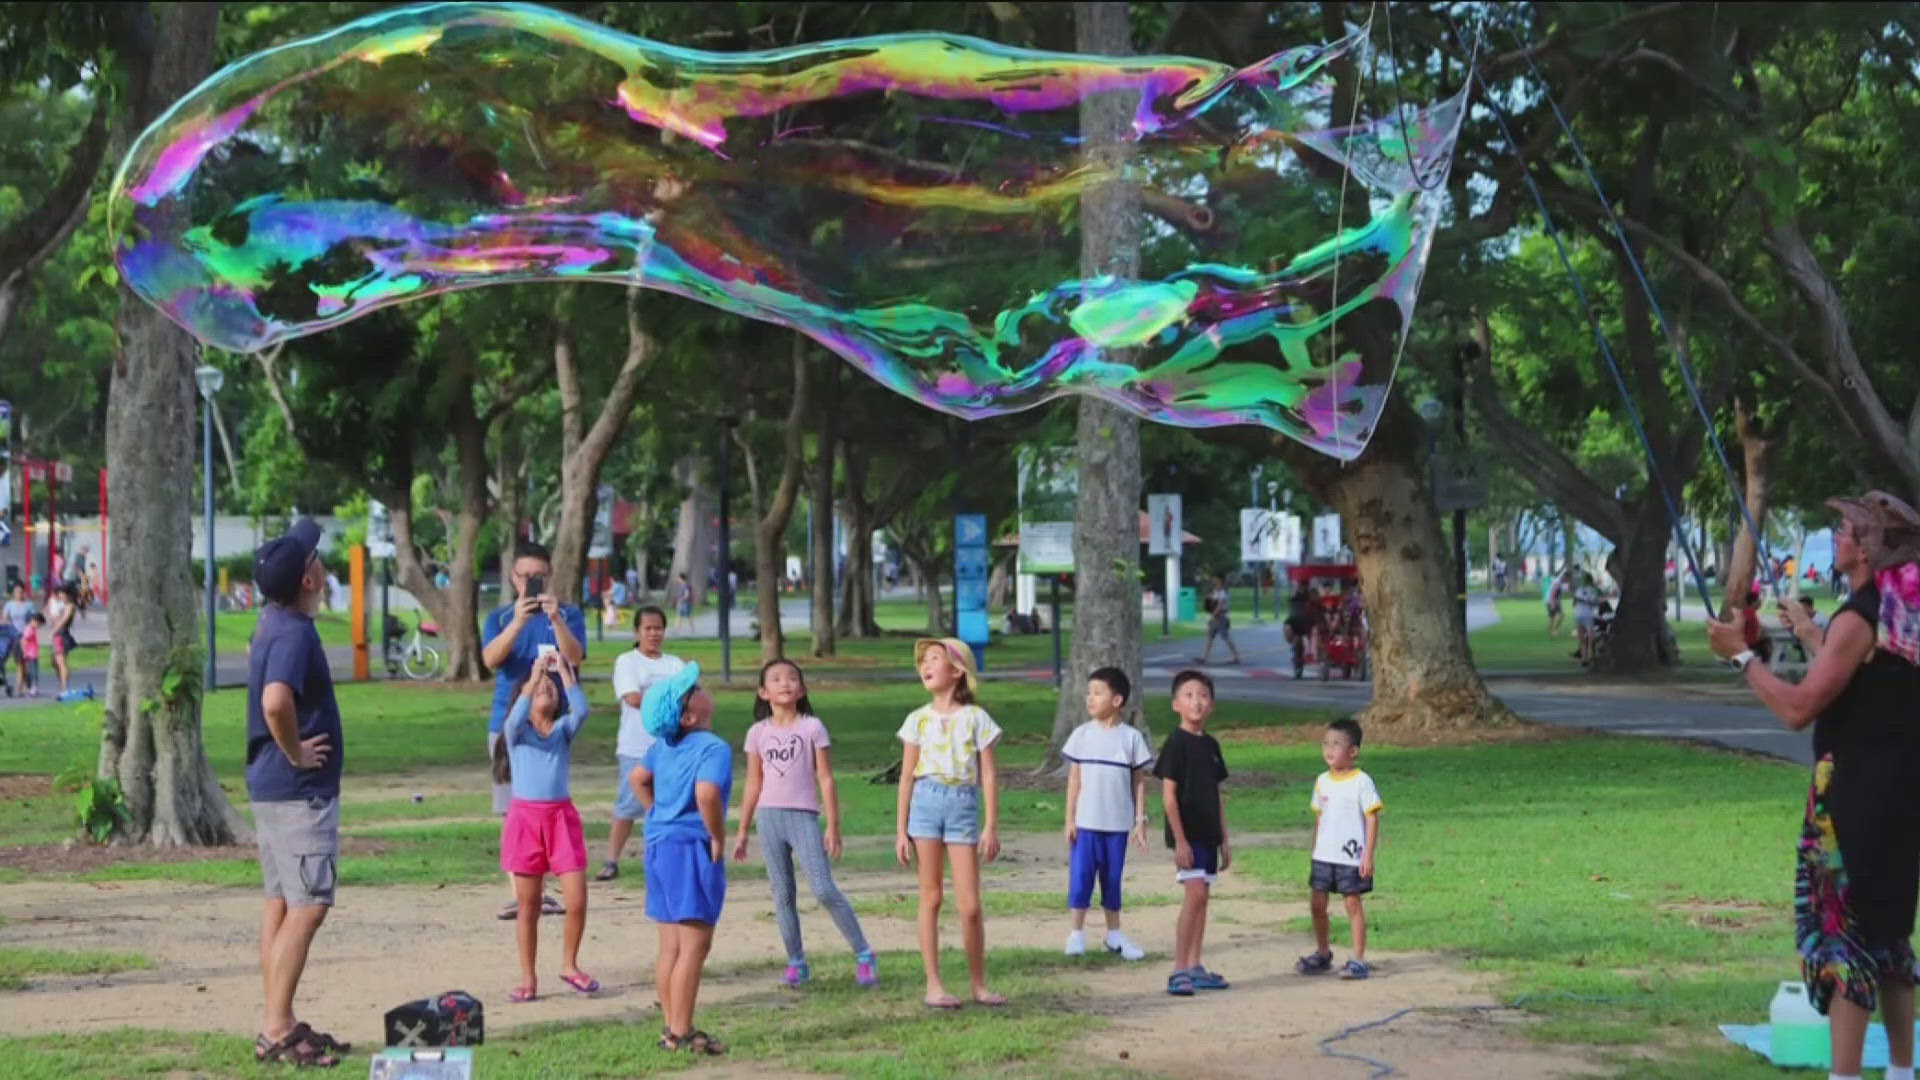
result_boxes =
[112,1,1466,458]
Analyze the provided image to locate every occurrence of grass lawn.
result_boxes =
[1468,596,1730,676]
[0,668,1823,1077]
[0,948,151,992]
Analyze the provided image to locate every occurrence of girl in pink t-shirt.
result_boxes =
[731,659,874,989]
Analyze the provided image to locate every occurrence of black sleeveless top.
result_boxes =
[1814,582,1920,945]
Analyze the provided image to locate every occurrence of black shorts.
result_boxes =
[1309,858,1373,896]
[1284,615,1317,638]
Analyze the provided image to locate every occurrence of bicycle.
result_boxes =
[384,612,444,680]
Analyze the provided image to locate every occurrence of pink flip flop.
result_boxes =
[560,972,600,994]
[924,994,962,1010]
[508,985,536,1003]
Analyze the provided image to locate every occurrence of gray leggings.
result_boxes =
[759,807,869,964]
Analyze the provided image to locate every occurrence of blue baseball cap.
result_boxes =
[640,661,702,744]
[254,518,321,604]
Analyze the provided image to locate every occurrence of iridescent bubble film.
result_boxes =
[111,1,1464,457]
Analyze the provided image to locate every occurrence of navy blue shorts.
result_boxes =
[1309,858,1373,896]
[644,836,727,924]
[1176,842,1220,885]
[1068,829,1129,911]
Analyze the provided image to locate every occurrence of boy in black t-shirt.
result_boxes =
[1153,669,1230,997]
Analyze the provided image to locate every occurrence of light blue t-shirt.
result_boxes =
[641,730,733,843]
[502,685,588,801]
[482,603,587,732]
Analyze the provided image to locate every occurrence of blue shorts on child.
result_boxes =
[905,778,980,844]
[1068,829,1128,912]
[644,837,726,924]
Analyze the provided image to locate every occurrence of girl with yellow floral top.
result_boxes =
[894,637,1005,1009]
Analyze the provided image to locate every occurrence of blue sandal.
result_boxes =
[1166,971,1196,996]
[1190,967,1230,990]
[1340,959,1370,980]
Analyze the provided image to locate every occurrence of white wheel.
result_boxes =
[403,645,442,680]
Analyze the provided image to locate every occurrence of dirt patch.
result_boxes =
[1658,898,1779,932]
[0,836,393,875]
[0,774,55,800]
[0,831,1604,1079]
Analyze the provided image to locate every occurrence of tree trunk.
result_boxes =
[1304,401,1516,728]
[1046,1,1147,765]
[669,453,715,609]
[549,287,657,603]
[914,555,946,633]
[387,383,490,680]
[753,339,811,662]
[97,0,246,847]
[1717,399,1773,620]
[837,442,881,638]
[493,416,527,587]
[809,368,838,657]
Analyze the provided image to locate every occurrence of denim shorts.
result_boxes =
[613,754,646,820]
[905,778,980,844]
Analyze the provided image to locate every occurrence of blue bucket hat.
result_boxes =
[640,661,702,744]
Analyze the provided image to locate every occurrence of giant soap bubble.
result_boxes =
[111,1,1465,458]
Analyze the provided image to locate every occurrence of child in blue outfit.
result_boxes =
[630,662,733,1056]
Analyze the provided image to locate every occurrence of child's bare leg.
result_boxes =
[949,844,998,1001]
[512,873,542,991]
[1343,894,1366,960]
[1828,995,1870,1077]
[654,923,680,1031]
[1174,879,1208,970]
[1309,891,1332,955]
[914,838,951,1002]
[1104,907,1122,933]
[667,922,714,1036]
[1189,882,1210,971]
[557,871,587,975]
[1069,907,1088,931]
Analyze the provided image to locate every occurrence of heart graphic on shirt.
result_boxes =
[762,733,806,777]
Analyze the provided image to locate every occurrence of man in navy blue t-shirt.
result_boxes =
[245,518,349,1066]
[481,540,585,918]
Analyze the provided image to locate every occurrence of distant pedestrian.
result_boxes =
[1198,576,1240,665]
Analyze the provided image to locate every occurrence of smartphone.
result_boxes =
[525,574,546,598]
[537,643,558,660]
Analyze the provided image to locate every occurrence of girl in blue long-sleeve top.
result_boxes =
[493,651,598,1001]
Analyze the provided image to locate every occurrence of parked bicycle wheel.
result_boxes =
[403,644,443,680]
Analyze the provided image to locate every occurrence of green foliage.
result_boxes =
[71,777,125,843]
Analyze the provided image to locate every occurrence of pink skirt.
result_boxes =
[500,798,586,877]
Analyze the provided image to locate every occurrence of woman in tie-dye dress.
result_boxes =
[1709,490,1920,1080]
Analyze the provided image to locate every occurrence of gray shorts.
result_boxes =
[254,796,340,907]
[488,731,512,815]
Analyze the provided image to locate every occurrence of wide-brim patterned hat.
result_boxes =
[1827,491,1920,572]
[913,637,979,695]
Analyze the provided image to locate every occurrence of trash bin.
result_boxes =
[1177,587,1197,622]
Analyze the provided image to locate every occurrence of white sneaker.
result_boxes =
[1064,930,1087,957]
[1105,932,1146,961]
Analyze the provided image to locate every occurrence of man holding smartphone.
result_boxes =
[482,540,587,920]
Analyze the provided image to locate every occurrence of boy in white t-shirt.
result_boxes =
[1296,718,1382,980]
[1060,667,1155,961]
[596,606,687,881]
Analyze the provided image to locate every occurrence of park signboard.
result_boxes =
[1017,447,1076,574]
[1146,493,1182,557]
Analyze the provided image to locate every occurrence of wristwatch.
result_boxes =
[1728,649,1757,672]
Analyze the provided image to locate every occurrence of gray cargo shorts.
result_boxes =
[254,795,340,907]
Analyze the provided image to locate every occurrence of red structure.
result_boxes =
[11,458,106,601]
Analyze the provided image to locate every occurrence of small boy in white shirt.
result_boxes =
[1060,666,1155,961]
[1296,717,1382,980]
[597,606,686,881]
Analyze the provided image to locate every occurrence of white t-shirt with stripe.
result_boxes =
[1062,721,1155,832]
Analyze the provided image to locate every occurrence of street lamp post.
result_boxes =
[1248,465,1263,622]
[1416,396,1467,627]
[194,365,225,692]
